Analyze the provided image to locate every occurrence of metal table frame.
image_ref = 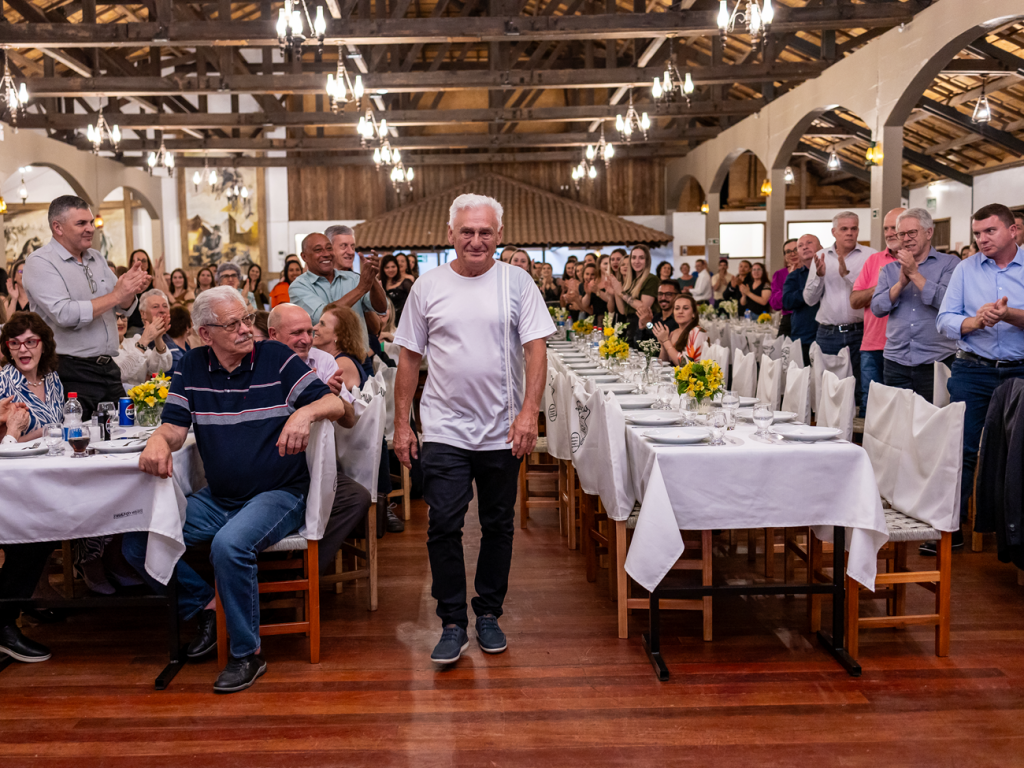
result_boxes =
[641,525,862,681]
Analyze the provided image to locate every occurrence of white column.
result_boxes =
[870,125,904,250]
[765,167,787,274]
[705,195,721,263]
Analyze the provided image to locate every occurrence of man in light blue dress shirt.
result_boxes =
[935,203,1024,552]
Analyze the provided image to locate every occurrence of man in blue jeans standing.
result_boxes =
[935,203,1024,554]
[393,193,555,665]
[123,287,345,693]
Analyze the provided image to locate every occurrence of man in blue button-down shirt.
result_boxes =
[871,208,958,402]
[935,203,1024,550]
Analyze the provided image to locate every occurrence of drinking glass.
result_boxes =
[44,423,64,457]
[67,425,90,458]
[708,410,727,446]
[654,381,674,410]
[678,393,694,426]
[721,390,740,431]
[752,401,775,437]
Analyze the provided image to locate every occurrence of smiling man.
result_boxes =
[22,195,150,418]
[393,193,555,667]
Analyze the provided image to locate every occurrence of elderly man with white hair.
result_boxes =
[121,286,346,694]
[393,193,555,666]
[119,288,173,387]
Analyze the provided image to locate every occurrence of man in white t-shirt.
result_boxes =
[394,193,555,666]
[690,258,713,302]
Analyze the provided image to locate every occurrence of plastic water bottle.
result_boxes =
[744,310,752,321]
[62,393,83,441]
[89,415,103,444]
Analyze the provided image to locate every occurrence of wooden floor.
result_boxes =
[2,497,1024,767]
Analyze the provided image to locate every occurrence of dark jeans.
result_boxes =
[0,542,55,625]
[318,471,372,575]
[948,357,1024,523]
[778,314,792,340]
[421,442,522,629]
[57,355,125,420]
[883,355,956,404]
[861,349,885,399]
[800,342,812,367]
[816,325,863,410]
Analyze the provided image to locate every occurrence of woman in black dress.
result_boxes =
[380,254,413,320]
[739,262,773,317]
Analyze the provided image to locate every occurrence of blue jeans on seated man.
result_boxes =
[122,486,306,658]
[815,324,864,413]
[947,357,1024,525]
[860,349,885,402]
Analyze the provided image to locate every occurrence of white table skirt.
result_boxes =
[623,422,888,593]
[0,435,203,585]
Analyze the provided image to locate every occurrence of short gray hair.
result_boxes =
[897,207,934,232]
[48,195,91,228]
[832,211,859,227]
[139,288,169,313]
[448,194,503,228]
[324,224,354,242]
[191,286,246,328]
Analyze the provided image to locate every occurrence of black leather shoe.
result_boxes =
[187,609,217,659]
[386,509,405,533]
[24,608,64,625]
[0,623,51,663]
[213,653,267,694]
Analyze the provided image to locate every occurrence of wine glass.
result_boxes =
[44,423,64,457]
[721,390,740,431]
[707,410,727,446]
[752,401,775,437]
[67,424,90,458]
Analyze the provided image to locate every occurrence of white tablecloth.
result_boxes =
[0,436,202,585]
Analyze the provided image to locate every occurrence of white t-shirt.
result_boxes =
[691,269,713,302]
[394,260,556,450]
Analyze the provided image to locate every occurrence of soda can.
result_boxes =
[119,397,135,427]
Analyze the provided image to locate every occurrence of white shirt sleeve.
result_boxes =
[393,281,429,355]
[516,273,557,344]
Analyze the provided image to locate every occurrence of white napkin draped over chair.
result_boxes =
[299,420,338,541]
[816,370,856,441]
[810,342,852,415]
[705,342,730,383]
[731,348,757,398]
[336,380,387,501]
[568,381,635,521]
[933,361,952,407]
[781,361,811,424]
[755,353,783,409]
[543,370,574,461]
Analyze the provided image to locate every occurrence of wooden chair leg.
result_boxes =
[616,520,628,639]
[894,542,908,617]
[215,588,228,670]
[936,532,952,657]
[334,550,345,595]
[747,529,756,564]
[808,530,821,633]
[557,461,567,537]
[845,574,859,659]
[401,464,412,521]
[783,529,794,582]
[763,527,775,579]
[307,541,320,663]
[702,529,713,642]
[582,496,597,583]
[607,519,618,602]
[367,506,378,612]
[61,540,75,599]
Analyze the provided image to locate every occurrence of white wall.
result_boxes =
[265,167,291,273]
[160,177,181,269]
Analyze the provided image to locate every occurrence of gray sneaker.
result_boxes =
[430,625,469,665]
[475,614,507,654]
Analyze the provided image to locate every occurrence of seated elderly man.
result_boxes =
[120,288,173,387]
[268,303,374,572]
[122,287,346,694]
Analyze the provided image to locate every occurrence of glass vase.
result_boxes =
[135,402,164,427]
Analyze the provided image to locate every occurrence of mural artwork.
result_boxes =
[182,167,261,271]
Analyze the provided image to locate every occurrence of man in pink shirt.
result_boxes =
[850,207,905,399]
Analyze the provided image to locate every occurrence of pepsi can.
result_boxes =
[119,397,135,427]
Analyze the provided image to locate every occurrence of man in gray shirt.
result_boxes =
[871,207,959,402]
[23,195,150,418]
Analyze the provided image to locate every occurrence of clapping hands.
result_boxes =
[814,254,827,277]
[977,296,1010,327]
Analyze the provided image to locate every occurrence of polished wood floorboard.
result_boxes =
[2,496,1024,767]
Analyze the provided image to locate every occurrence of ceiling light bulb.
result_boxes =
[18,183,27,202]
[314,6,326,36]
[827,150,841,171]
[762,0,774,25]
[193,170,202,185]
[972,94,991,123]
[717,0,729,30]
[641,112,650,131]
[373,147,381,165]
[652,77,662,99]
[17,82,28,104]
[588,164,597,179]
[783,165,795,184]
[683,71,694,95]
[379,118,388,136]
[604,142,615,159]
[616,114,624,132]
[276,8,288,36]
[354,76,364,99]
[393,149,401,163]
[586,144,596,160]
[165,152,174,168]
[291,10,303,32]
[382,146,392,164]
[87,124,96,142]
[241,186,249,199]
[209,169,218,185]
[147,152,157,167]
[111,125,121,144]
[406,167,414,180]
[624,121,633,136]
[749,2,762,36]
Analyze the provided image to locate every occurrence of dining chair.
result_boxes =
[933,361,952,408]
[809,343,852,417]
[731,348,757,398]
[755,353,783,410]
[816,370,856,441]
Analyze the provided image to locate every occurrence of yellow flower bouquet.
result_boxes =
[127,374,171,427]
[572,318,594,336]
[757,312,773,325]
[674,360,724,405]
[599,335,630,360]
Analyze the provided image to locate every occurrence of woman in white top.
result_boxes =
[652,294,708,366]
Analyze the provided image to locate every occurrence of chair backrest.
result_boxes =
[336,385,386,501]
[706,342,730,383]
[863,381,965,532]
[731,330,749,354]
[781,361,811,424]
[933,361,952,407]
[300,419,338,541]
[816,370,856,441]
[784,337,804,368]
[755,353,783,410]
[379,364,399,443]
[731,348,757,398]
[705,323,721,345]
[544,370,574,461]
[568,381,635,521]
[810,343,852,415]
[767,335,787,361]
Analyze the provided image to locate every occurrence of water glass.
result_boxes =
[679,393,694,426]
[752,401,774,437]
[721,390,740,431]
[654,381,674,410]
[707,410,727,445]
[44,423,64,456]
[67,425,90,458]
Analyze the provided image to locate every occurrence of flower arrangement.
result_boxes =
[719,299,739,319]
[549,306,569,323]
[698,303,715,319]
[757,312,773,325]
[599,335,630,360]
[127,373,172,427]
[638,339,661,360]
[572,318,594,336]
[674,360,724,404]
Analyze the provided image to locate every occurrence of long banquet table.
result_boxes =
[545,340,888,680]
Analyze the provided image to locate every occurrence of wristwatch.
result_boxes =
[135,341,147,353]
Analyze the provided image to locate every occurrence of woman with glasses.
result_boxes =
[0,311,64,443]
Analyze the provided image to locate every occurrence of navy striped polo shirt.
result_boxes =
[162,340,332,506]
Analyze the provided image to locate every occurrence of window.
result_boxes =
[720,223,764,259]
[933,218,951,249]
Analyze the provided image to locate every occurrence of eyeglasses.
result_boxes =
[897,230,920,240]
[6,337,41,351]
[206,313,257,334]
[82,263,98,294]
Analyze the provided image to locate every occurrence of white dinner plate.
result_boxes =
[558,355,589,361]
[735,409,798,423]
[0,443,48,459]
[625,412,683,426]
[91,439,149,454]
[772,424,843,442]
[597,383,636,394]
[548,343,575,349]
[615,395,658,410]
[586,375,620,383]
[714,394,758,407]
[642,427,710,445]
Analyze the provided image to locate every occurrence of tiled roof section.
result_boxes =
[354,173,672,250]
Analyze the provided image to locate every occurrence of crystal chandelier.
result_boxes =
[972,79,992,124]
[717,0,774,43]
[86,106,121,154]
[326,46,364,113]
[192,161,218,191]
[146,138,175,176]
[615,91,650,142]
[1,52,29,133]
[277,0,327,54]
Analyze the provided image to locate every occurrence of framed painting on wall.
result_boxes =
[178,167,268,272]
[4,204,126,269]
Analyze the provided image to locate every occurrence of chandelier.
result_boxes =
[277,0,327,54]
[359,109,416,185]
[651,42,695,104]
[1,52,29,133]
[826,148,842,172]
[389,162,414,192]
[326,46,364,113]
[225,183,249,201]
[570,158,597,191]
[86,106,121,153]
[192,161,218,191]
[783,166,795,184]
[572,129,615,190]
[972,79,992,124]
[615,91,650,142]
[759,178,772,197]
[864,142,883,167]
[717,0,774,43]
[146,138,175,175]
